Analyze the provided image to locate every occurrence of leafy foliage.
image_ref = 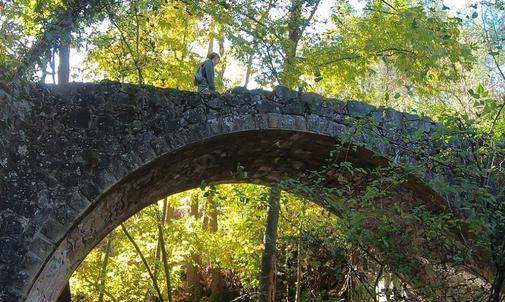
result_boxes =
[2,0,505,300]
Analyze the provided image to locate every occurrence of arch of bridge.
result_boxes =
[0,82,448,301]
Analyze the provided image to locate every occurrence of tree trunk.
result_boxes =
[56,282,72,302]
[294,224,302,302]
[488,237,505,302]
[488,263,505,302]
[98,236,113,302]
[258,185,281,302]
[159,199,174,302]
[207,19,215,55]
[208,194,225,302]
[279,0,320,87]
[187,192,203,301]
[215,24,226,90]
[285,255,289,302]
[244,4,272,88]
[50,49,56,84]
[58,30,71,84]
[244,41,258,88]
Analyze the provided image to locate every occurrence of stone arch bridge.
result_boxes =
[0,82,474,301]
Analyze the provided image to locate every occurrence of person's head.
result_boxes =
[207,52,220,65]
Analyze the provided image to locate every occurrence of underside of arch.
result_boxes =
[26,129,408,301]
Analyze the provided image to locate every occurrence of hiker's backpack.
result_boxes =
[192,63,205,86]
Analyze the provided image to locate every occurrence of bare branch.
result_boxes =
[121,223,164,302]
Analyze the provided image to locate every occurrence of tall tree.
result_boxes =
[207,192,225,302]
[187,192,203,301]
[97,236,113,302]
[158,199,174,302]
[258,186,281,302]
[58,29,71,84]
[278,0,321,87]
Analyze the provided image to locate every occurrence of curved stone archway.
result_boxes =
[0,82,459,301]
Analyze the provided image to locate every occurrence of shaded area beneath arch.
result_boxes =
[27,129,420,301]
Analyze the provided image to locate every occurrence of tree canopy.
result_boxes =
[1,0,504,301]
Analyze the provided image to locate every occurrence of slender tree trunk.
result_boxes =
[244,52,253,88]
[244,41,257,88]
[258,185,281,302]
[57,30,70,84]
[294,224,302,302]
[159,199,174,302]
[121,223,164,302]
[215,24,226,89]
[337,264,353,302]
[488,264,505,302]
[243,3,272,88]
[40,50,48,83]
[187,192,203,301]
[147,204,165,302]
[279,0,301,87]
[285,255,289,302]
[488,236,505,302]
[279,0,320,87]
[208,194,225,302]
[98,236,113,302]
[106,5,143,85]
[56,282,72,302]
[207,18,215,55]
[50,49,56,84]
[133,0,143,84]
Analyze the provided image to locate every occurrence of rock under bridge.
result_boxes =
[0,82,475,301]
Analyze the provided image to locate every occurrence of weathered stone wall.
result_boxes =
[0,82,455,301]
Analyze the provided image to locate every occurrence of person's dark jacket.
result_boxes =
[198,59,216,92]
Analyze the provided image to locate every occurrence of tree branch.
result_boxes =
[106,4,144,84]
[381,0,398,12]
[481,4,505,82]
[121,223,164,302]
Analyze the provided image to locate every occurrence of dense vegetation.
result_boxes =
[1,0,504,301]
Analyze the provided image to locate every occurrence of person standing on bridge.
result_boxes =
[193,52,220,94]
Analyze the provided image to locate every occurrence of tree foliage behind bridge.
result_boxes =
[1,0,504,301]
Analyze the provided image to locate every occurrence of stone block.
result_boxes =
[256,100,281,113]
[328,99,346,114]
[184,108,206,124]
[277,115,295,129]
[267,113,283,128]
[206,119,222,136]
[68,191,90,214]
[347,100,375,117]
[39,219,67,244]
[249,89,272,98]
[284,100,305,115]
[28,236,54,260]
[230,86,249,95]
[63,108,91,129]
[206,97,224,110]
[274,85,297,100]
[254,114,269,129]
[301,92,324,111]
[19,252,43,280]
[293,116,307,131]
